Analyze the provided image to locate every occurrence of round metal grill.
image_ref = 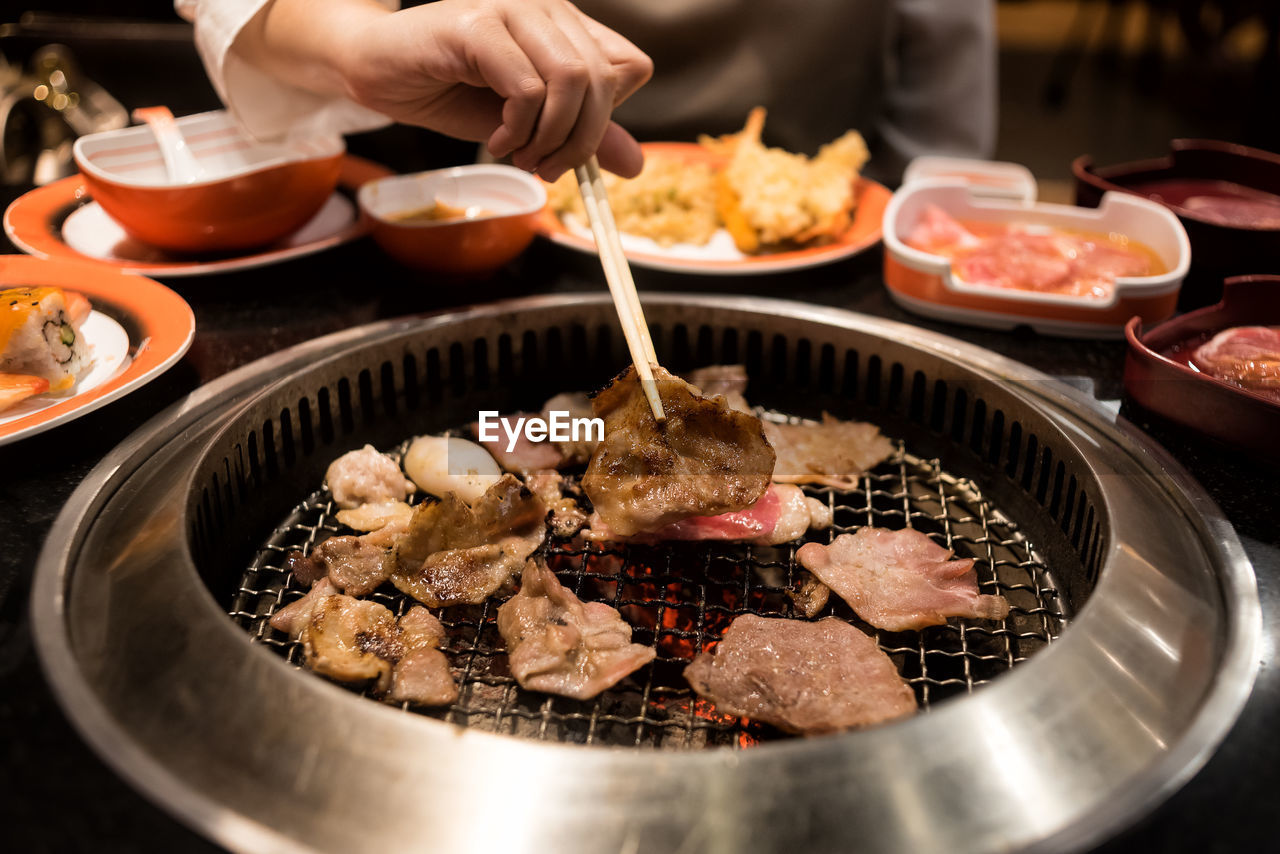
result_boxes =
[229,422,1068,750]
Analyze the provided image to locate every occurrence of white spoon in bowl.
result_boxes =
[131,106,208,184]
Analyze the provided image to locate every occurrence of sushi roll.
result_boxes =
[1,287,91,393]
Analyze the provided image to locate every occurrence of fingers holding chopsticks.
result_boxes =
[476,0,652,181]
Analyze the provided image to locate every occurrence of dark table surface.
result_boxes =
[0,165,1276,854]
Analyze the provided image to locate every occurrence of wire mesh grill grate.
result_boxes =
[229,432,1068,750]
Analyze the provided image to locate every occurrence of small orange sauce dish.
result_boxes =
[358,165,546,274]
[73,110,344,253]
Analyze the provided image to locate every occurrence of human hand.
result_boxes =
[335,0,652,180]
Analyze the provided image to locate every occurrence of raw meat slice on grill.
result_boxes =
[684,364,751,413]
[1190,326,1280,401]
[392,474,546,607]
[764,414,895,488]
[796,528,1010,632]
[586,483,829,545]
[497,559,656,700]
[325,445,415,510]
[469,414,566,474]
[582,365,776,537]
[684,614,916,735]
[285,535,395,597]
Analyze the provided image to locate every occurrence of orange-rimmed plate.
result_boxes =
[3,155,391,277]
[535,142,891,275]
[0,255,194,446]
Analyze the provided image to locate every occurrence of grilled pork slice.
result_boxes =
[269,577,339,638]
[797,528,1011,632]
[389,607,458,706]
[325,445,415,510]
[582,365,776,537]
[285,535,395,596]
[270,585,457,706]
[685,615,915,735]
[392,474,546,607]
[498,560,656,700]
[764,414,895,489]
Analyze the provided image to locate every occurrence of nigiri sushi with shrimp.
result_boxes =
[1,286,92,412]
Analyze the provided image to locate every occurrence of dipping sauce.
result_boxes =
[389,201,485,223]
[1165,326,1280,402]
[1130,179,1280,229]
[905,205,1165,299]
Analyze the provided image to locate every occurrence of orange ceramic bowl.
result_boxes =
[73,110,344,253]
[358,165,546,275]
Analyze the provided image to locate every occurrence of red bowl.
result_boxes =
[73,110,344,253]
[1124,275,1280,460]
[1074,140,1280,307]
[358,165,546,275]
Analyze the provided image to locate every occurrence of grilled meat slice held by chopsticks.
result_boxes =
[582,365,775,537]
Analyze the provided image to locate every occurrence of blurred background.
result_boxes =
[1,0,1277,192]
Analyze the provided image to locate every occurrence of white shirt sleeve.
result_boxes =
[875,0,998,181]
[175,0,397,140]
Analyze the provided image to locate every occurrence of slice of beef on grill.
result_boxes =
[586,483,828,545]
[285,535,395,597]
[764,414,895,488]
[581,365,776,537]
[391,474,546,607]
[797,528,1010,632]
[684,614,916,735]
[497,559,656,700]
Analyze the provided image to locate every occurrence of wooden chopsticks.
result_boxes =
[575,155,666,422]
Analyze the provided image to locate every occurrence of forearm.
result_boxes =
[233,0,391,99]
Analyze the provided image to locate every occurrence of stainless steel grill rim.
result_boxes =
[30,294,1260,854]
